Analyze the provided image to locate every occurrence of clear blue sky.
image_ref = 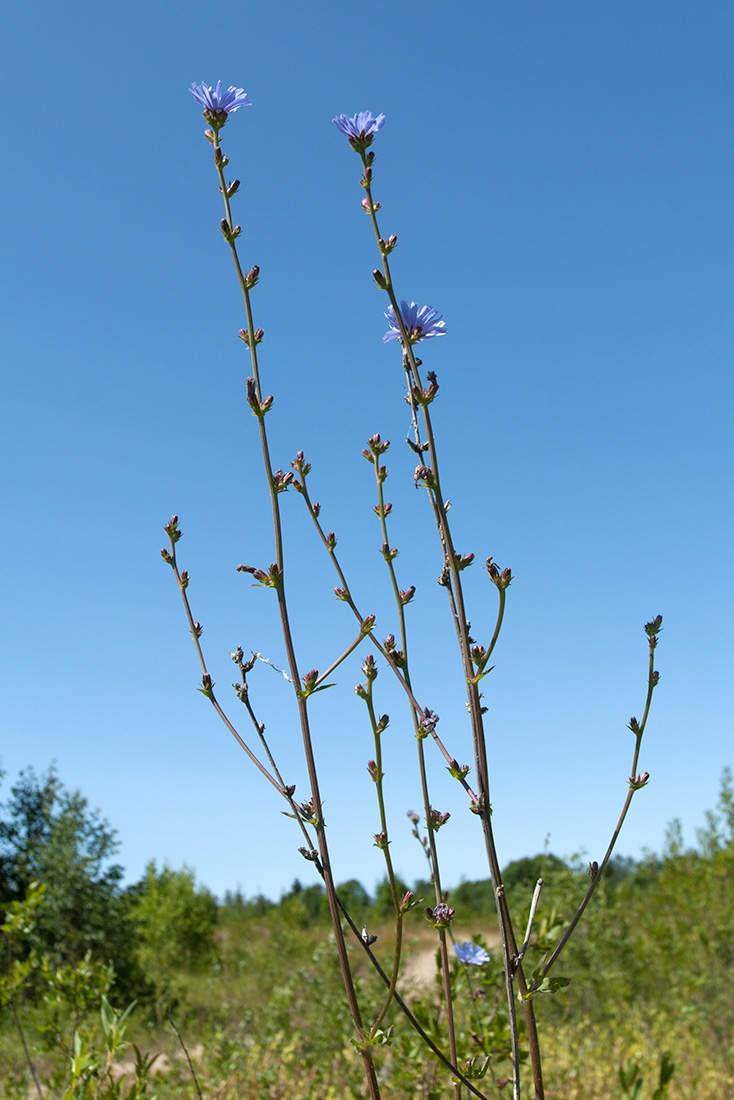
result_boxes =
[3,0,733,903]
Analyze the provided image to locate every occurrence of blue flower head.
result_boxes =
[454,941,490,966]
[190,81,251,125]
[333,111,385,152]
[384,301,447,345]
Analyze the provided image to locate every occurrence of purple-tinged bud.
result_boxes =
[366,432,390,455]
[299,796,318,822]
[367,759,378,780]
[447,759,471,780]
[588,861,599,878]
[326,531,337,550]
[361,197,380,213]
[334,587,348,601]
[428,806,451,829]
[204,129,215,144]
[312,501,321,517]
[645,615,663,638]
[372,269,387,289]
[628,717,640,734]
[399,890,414,913]
[226,179,240,198]
[377,464,388,483]
[164,515,182,541]
[355,682,368,699]
[291,450,310,476]
[414,464,434,487]
[272,469,294,493]
[362,653,377,680]
[373,831,388,849]
[486,557,513,588]
[399,586,416,605]
[160,548,172,563]
[362,447,375,463]
[361,614,376,634]
[283,783,296,798]
[376,714,389,734]
[381,543,398,561]
[245,265,260,288]
[388,234,397,248]
[383,634,395,651]
[245,376,259,408]
[302,669,318,690]
[455,552,475,571]
[192,622,203,638]
[652,670,660,686]
[220,217,230,234]
[180,570,189,589]
[199,673,214,697]
[630,771,650,791]
[407,810,420,824]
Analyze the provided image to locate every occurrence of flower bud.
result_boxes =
[372,269,387,289]
[399,890,414,913]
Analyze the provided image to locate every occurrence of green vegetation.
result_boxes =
[1,766,732,1098]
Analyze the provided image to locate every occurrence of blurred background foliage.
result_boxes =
[1,764,732,1097]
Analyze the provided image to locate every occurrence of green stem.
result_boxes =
[210,134,380,1097]
[360,152,531,1100]
[539,628,660,982]
[372,454,460,1083]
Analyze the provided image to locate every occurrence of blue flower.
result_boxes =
[333,111,385,150]
[383,301,447,345]
[454,941,490,966]
[190,81,251,119]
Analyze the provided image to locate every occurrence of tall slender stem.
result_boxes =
[207,125,381,1097]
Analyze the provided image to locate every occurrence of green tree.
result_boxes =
[335,878,372,918]
[130,861,217,1022]
[0,767,137,994]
